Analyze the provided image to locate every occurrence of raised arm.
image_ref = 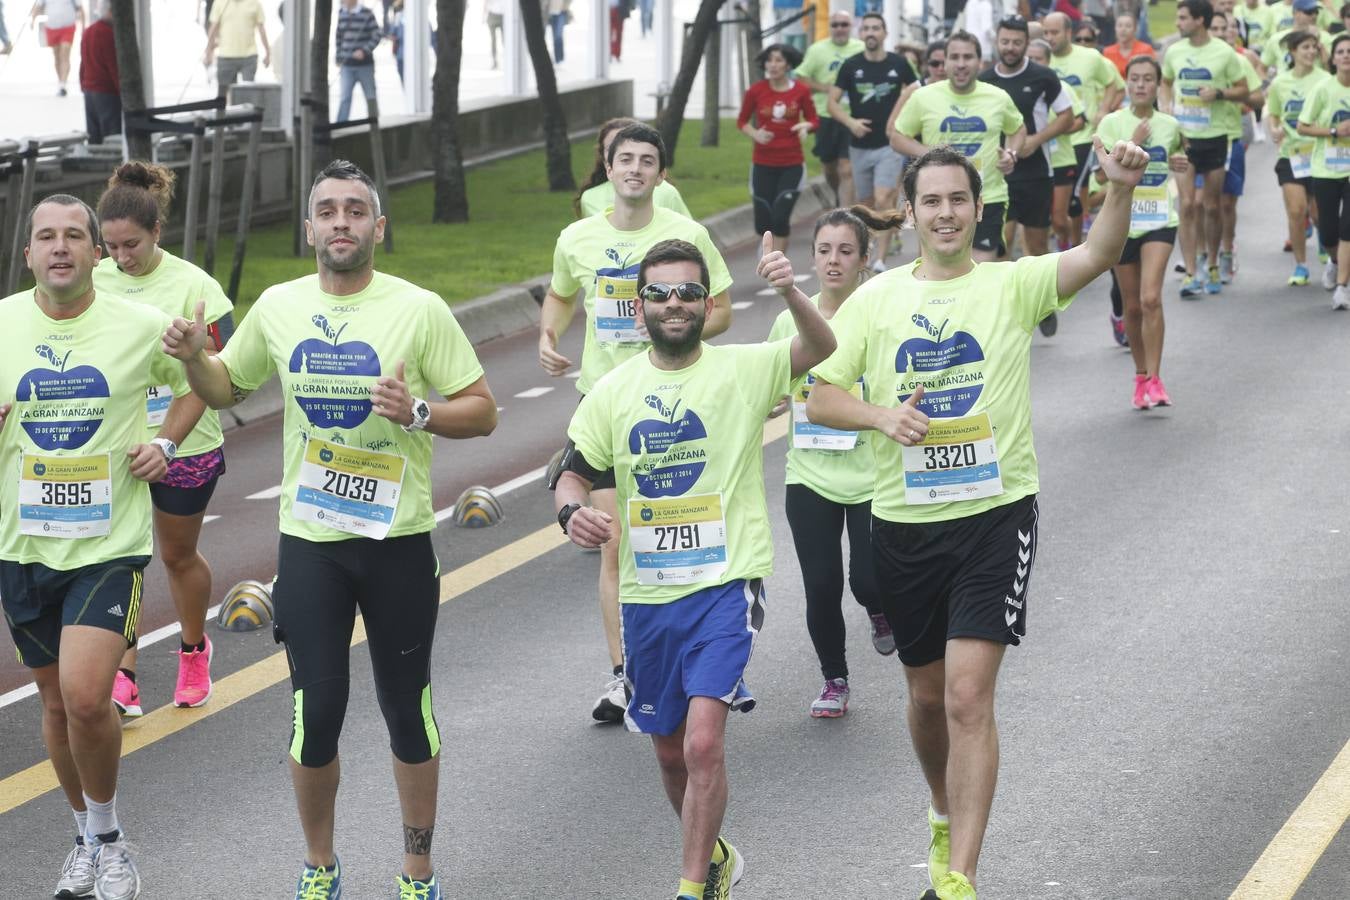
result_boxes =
[755,232,835,378]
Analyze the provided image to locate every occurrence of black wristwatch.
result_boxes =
[558,502,582,535]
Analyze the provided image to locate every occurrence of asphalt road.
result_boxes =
[1,140,1347,899]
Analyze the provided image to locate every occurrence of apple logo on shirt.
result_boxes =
[1177,59,1213,82]
[628,393,709,497]
[939,105,987,158]
[895,314,985,417]
[17,344,110,450]
[598,248,639,296]
[288,314,381,430]
[1141,146,1168,186]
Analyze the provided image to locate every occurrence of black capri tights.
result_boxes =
[1312,176,1350,250]
[784,483,882,681]
[751,163,805,237]
[273,532,442,768]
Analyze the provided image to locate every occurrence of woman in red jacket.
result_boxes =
[739,43,818,251]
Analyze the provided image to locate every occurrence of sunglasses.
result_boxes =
[639,282,710,302]
[928,58,946,66]
[1075,35,1098,43]
[830,20,851,27]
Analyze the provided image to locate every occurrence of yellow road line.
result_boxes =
[1229,737,1350,899]
[0,420,790,816]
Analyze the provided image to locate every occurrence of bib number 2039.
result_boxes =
[321,469,378,503]
[41,482,94,506]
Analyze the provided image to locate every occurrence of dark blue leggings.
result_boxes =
[751,163,805,238]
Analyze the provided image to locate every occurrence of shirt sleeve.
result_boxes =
[895,86,922,136]
[1002,93,1023,135]
[1298,82,1323,125]
[197,270,235,325]
[1101,54,1125,90]
[566,388,614,470]
[695,227,734,296]
[549,231,582,298]
[418,295,486,398]
[737,340,794,413]
[1010,253,1073,331]
[1046,74,1070,112]
[216,297,276,391]
[665,184,693,218]
[834,62,856,98]
[737,82,758,129]
[796,45,822,83]
[810,287,870,387]
[1161,45,1176,82]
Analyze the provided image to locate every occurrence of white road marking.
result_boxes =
[433,464,549,524]
[756,287,778,296]
[246,485,283,500]
[514,386,554,399]
[203,515,220,524]
[566,371,581,379]
[731,301,754,310]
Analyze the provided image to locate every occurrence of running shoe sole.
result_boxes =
[809,704,847,718]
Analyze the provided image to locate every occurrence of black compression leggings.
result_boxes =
[1312,177,1350,252]
[784,483,881,681]
[751,163,805,237]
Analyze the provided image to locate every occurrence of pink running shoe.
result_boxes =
[1148,376,1172,407]
[174,635,213,708]
[810,678,849,718]
[111,670,143,718]
[1132,374,1154,411]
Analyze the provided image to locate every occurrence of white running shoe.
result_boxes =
[1324,260,1338,291]
[91,837,140,900]
[54,841,96,898]
[1333,285,1350,310]
[590,675,627,723]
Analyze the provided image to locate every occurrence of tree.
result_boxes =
[432,0,470,221]
[657,0,726,168]
[309,0,334,148]
[109,0,151,159]
[519,0,575,191]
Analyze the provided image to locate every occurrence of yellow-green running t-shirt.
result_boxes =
[1298,74,1350,179]
[567,341,793,604]
[1267,67,1330,161]
[93,252,232,457]
[578,180,693,219]
[767,297,874,506]
[1048,44,1124,145]
[811,254,1074,524]
[1048,81,1084,170]
[894,80,1024,205]
[1096,108,1183,236]
[1162,37,1247,139]
[216,272,485,543]
[550,206,733,395]
[0,291,189,568]
[797,36,866,115]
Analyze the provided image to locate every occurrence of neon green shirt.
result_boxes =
[1048,45,1124,145]
[1047,82,1084,170]
[0,292,189,568]
[894,80,1024,205]
[1297,74,1350,179]
[1261,28,1334,73]
[567,341,793,604]
[550,207,733,395]
[1267,67,1330,160]
[1235,3,1273,51]
[767,297,873,506]
[578,180,693,219]
[797,36,866,115]
[1097,108,1183,236]
[1162,37,1247,139]
[1266,0,1336,33]
[93,252,232,457]
[811,254,1074,524]
[216,272,485,543]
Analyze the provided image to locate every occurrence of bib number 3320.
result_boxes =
[900,413,1004,505]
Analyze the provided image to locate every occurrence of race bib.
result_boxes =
[1174,101,1212,132]
[1327,142,1350,172]
[627,493,728,586]
[791,377,862,451]
[594,275,643,343]
[146,384,172,427]
[900,413,1004,505]
[292,437,406,539]
[1130,183,1170,233]
[18,453,112,538]
[1291,153,1312,180]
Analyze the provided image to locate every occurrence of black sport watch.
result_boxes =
[558,502,582,535]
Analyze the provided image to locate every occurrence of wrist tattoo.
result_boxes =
[403,824,434,856]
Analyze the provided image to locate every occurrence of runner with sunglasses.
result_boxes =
[541,123,734,725]
[797,12,865,205]
[554,235,835,900]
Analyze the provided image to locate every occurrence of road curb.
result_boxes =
[222,176,834,432]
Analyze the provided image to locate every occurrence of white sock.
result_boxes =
[930,806,949,823]
[82,793,119,843]
[72,808,89,843]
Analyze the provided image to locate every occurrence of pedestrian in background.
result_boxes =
[739,42,817,252]
[335,0,381,122]
[30,0,83,96]
[546,0,568,64]
[1,0,14,54]
[484,0,504,68]
[204,0,271,99]
[79,1,119,143]
[608,0,628,61]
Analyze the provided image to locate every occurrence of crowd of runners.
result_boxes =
[0,0,1344,898]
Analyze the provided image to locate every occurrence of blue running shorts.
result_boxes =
[621,578,766,736]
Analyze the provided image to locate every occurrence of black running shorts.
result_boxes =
[973,202,1007,255]
[1275,156,1313,190]
[1185,135,1229,175]
[1119,227,1178,265]
[872,495,1038,668]
[813,118,852,163]
[1007,177,1054,228]
[1,556,149,667]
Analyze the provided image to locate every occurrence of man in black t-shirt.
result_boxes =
[828,11,918,270]
[979,15,1076,260]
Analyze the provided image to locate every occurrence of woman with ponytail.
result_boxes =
[93,161,233,715]
[766,205,905,718]
[574,117,692,219]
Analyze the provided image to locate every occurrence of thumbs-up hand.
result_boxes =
[372,359,415,425]
[756,231,795,296]
[162,300,210,361]
[1094,135,1149,189]
[881,384,930,446]
[539,325,574,376]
